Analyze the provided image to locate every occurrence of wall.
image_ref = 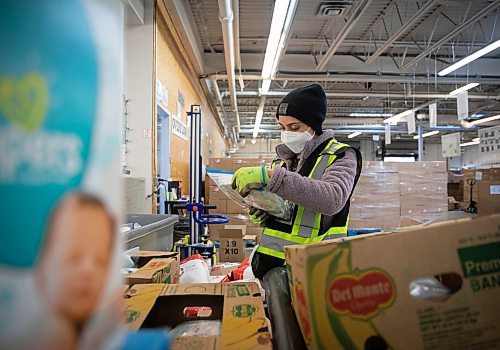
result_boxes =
[123,0,155,213]
[155,3,227,194]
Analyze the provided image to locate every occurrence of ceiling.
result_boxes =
[168,0,500,144]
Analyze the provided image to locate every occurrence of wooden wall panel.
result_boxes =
[155,3,227,196]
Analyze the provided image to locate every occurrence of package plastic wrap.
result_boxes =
[206,168,292,220]
[179,254,211,284]
[170,320,221,338]
[349,161,448,229]
[409,277,452,300]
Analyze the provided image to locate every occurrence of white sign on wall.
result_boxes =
[441,132,461,157]
[172,116,188,140]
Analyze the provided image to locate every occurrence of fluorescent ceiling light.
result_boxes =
[472,137,480,142]
[438,39,500,76]
[383,110,412,124]
[261,79,272,93]
[449,83,479,96]
[412,130,439,139]
[261,0,295,78]
[349,113,393,117]
[460,140,480,147]
[347,131,362,139]
[469,114,500,126]
[252,98,267,138]
[252,109,264,139]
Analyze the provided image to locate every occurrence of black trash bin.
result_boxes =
[263,267,307,350]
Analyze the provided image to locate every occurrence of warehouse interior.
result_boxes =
[1,0,500,349]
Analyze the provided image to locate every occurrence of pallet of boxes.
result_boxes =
[205,157,273,244]
[350,161,448,229]
[462,168,500,215]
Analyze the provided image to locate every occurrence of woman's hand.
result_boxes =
[249,207,270,227]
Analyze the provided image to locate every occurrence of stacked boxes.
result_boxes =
[350,162,400,229]
[350,161,448,229]
[399,162,448,224]
[205,157,273,214]
[462,168,500,207]
[206,157,272,241]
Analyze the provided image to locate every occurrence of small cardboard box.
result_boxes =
[225,200,247,214]
[125,283,272,349]
[219,226,245,262]
[125,258,179,285]
[398,161,446,174]
[208,158,235,171]
[208,186,229,200]
[208,199,227,213]
[285,214,500,349]
[128,250,179,268]
[477,181,500,216]
[210,263,240,276]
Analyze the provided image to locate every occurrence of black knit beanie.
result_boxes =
[276,83,327,134]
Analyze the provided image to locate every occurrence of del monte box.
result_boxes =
[285,215,500,350]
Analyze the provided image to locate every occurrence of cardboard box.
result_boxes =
[208,199,227,213]
[125,258,179,285]
[476,168,500,181]
[478,181,500,216]
[219,226,245,262]
[210,263,240,276]
[125,283,272,349]
[399,195,448,208]
[362,161,400,173]
[208,158,234,171]
[225,200,247,214]
[398,161,447,173]
[208,186,229,200]
[128,251,179,268]
[285,215,500,350]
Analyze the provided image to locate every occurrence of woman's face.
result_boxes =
[278,115,313,134]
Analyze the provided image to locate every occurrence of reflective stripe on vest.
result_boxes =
[258,139,351,259]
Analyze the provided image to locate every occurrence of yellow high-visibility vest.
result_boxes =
[257,139,357,260]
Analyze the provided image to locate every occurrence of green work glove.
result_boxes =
[249,207,269,227]
[231,165,270,197]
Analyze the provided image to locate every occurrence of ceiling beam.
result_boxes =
[357,0,397,41]
[400,0,500,70]
[316,0,373,70]
[237,37,492,49]
[233,90,498,100]
[208,73,500,85]
[365,0,439,64]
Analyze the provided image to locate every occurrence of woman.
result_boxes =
[232,84,362,279]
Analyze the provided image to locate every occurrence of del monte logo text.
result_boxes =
[327,269,395,319]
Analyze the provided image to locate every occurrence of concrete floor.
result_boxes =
[447,210,477,221]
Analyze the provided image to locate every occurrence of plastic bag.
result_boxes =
[206,168,292,220]
[179,254,211,284]
[170,320,221,338]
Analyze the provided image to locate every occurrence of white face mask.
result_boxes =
[281,128,314,153]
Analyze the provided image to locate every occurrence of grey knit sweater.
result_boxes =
[267,130,358,229]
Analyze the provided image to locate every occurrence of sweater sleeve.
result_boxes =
[267,148,358,216]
